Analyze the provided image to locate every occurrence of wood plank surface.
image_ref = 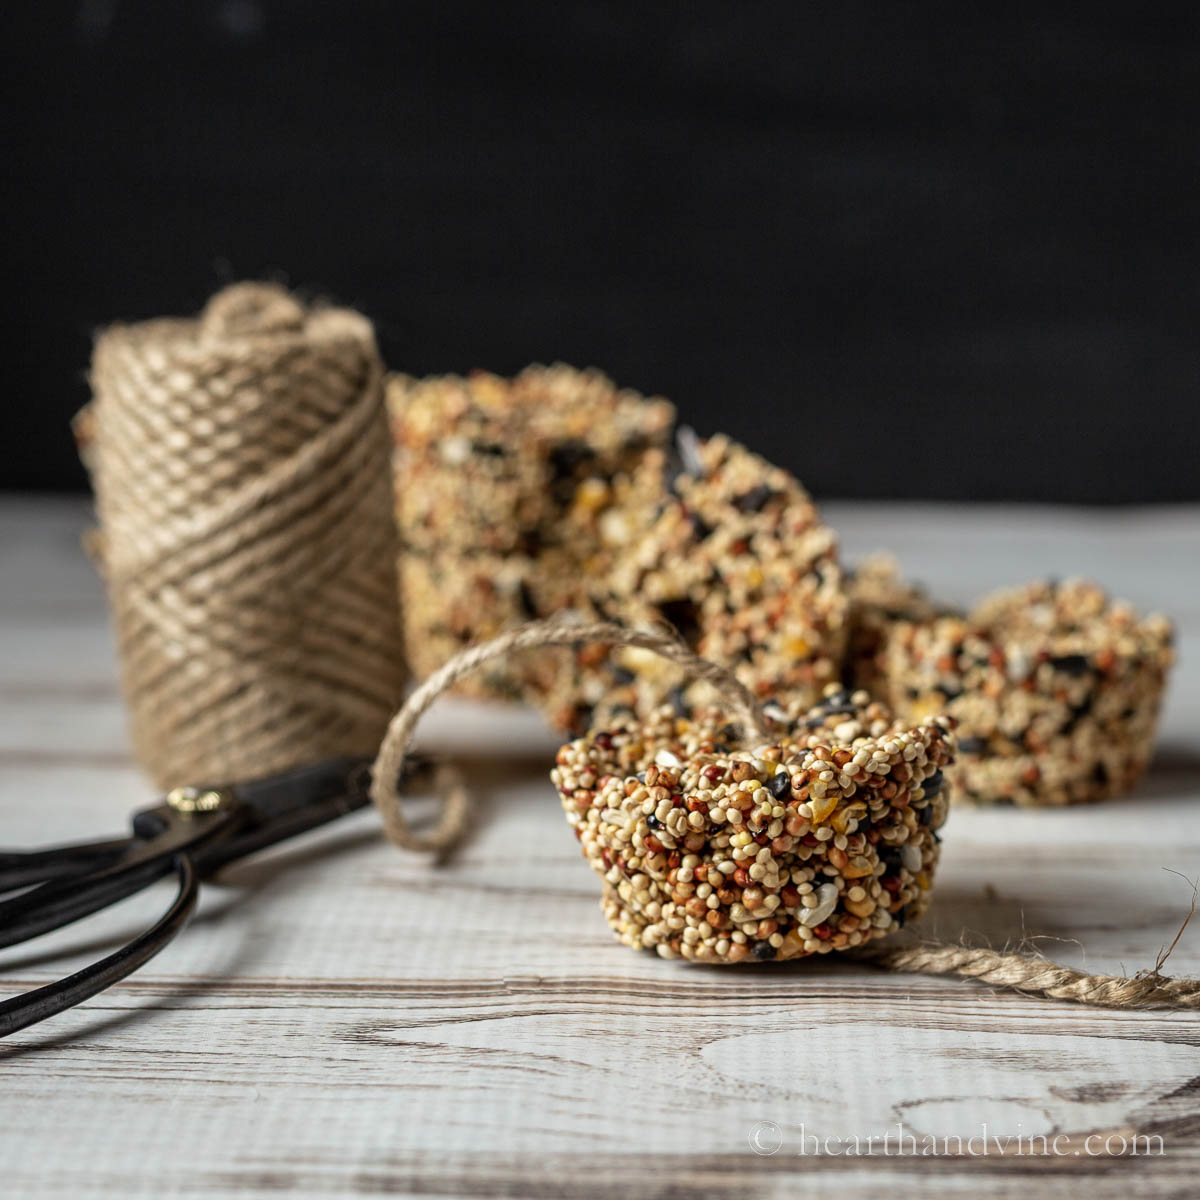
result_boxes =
[1,498,1198,1198]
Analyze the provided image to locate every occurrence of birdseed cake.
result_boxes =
[552,686,954,962]
[864,578,1173,806]
[537,433,849,735]
[388,364,675,700]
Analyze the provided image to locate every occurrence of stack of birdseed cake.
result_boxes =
[390,370,848,724]
[389,363,1173,807]
[387,364,675,701]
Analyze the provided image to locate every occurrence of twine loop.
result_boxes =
[369,614,775,853]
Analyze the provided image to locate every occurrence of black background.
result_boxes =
[3,3,1198,501]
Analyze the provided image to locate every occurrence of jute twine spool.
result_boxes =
[371,615,1200,1010]
[88,282,405,788]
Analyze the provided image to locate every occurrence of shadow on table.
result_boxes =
[0,889,270,1058]
[1134,743,1200,802]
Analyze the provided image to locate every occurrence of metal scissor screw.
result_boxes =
[166,786,229,814]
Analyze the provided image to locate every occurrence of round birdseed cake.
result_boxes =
[538,433,849,735]
[552,687,955,963]
[388,364,675,699]
[863,578,1173,806]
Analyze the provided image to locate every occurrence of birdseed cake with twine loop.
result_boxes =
[551,685,954,963]
[365,614,1199,1005]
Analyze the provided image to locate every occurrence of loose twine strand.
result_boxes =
[859,935,1200,1009]
[370,616,1200,1010]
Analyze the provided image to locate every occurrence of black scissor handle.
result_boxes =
[0,853,198,1039]
[0,838,132,893]
[0,754,434,1040]
[0,804,239,951]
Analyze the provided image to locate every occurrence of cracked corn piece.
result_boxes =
[551,687,954,963]
[869,578,1173,806]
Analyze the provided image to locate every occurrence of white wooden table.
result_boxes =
[2,498,1198,1198]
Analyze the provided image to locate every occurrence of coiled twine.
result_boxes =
[86,282,406,787]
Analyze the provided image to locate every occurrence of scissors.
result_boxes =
[0,755,427,1039]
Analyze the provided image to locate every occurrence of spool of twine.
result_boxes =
[371,615,1200,1010]
[87,281,406,788]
